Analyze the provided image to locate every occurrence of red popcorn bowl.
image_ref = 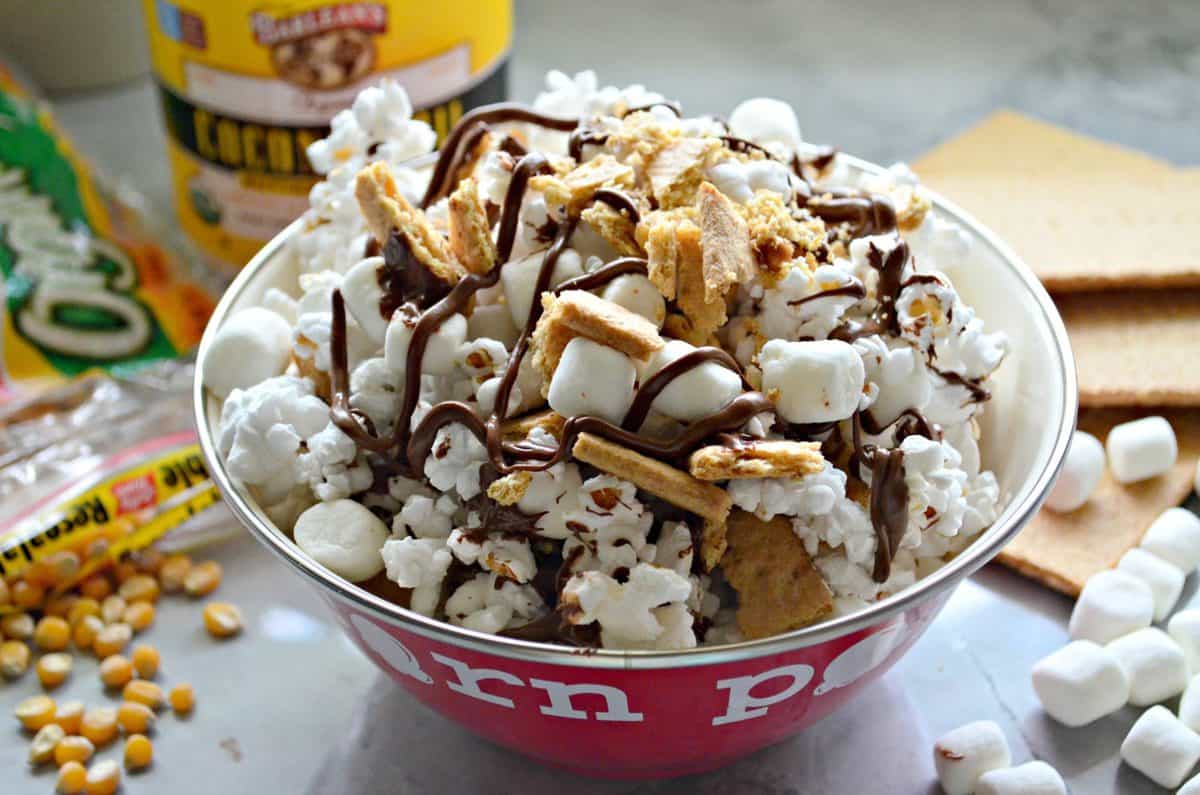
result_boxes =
[194,153,1076,779]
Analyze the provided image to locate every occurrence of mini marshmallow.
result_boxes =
[1043,431,1105,513]
[975,761,1066,795]
[1106,627,1189,706]
[1117,547,1185,621]
[1169,610,1200,673]
[202,307,292,398]
[1180,675,1200,733]
[1121,705,1200,789]
[637,339,743,423]
[340,256,388,343]
[1031,640,1130,727]
[932,720,1011,795]
[1140,507,1200,573]
[293,499,389,582]
[759,339,865,424]
[601,274,666,328]
[1182,772,1200,795]
[1106,415,1177,484]
[385,310,467,377]
[547,337,636,424]
[1067,569,1154,644]
[727,97,802,154]
[501,248,584,327]
[467,303,521,349]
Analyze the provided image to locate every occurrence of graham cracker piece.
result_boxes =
[531,154,635,214]
[689,440,825,481]
[500,410,565,442]
[722,510,834,639]
[487,472,532,506]
[913,110,1200,292]
[647,137,721,208]
[571,433,732,572]
[637,207,700,301]
[997,408,1200,596]
[580,202,643,257]
[1059,290,1200,407]
[699,181,754,300]
[530,290,664,384]
[447,178,497,275]
[354,162,465,286]
[742,191,824,279]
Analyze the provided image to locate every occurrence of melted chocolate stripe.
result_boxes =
[591,188,641,224]
[621,348,749,433]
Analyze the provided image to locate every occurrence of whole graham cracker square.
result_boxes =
[1058,289,1200,407]
[913,111,1200,293]
[996,408,1200,597]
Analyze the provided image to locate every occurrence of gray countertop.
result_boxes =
[6,0,1200,792]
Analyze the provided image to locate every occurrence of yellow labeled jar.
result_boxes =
[142,0,511,271]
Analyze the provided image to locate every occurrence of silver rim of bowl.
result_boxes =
[193,150,1078,670]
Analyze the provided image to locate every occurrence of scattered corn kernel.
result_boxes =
[57,760,87,794]
[93,623,132,658]
[85,759,121,795]
[34,616,71,651]
[99,595,127,624]
[37,652,73,689]
[122,602,156,634]
[158,554,191,593]
[44,594,79,619]
[1,639,31,679]
[72,615,103,651]
[12,579,45,609]
[54,735,95,766]
[124,733,153,771]
[29,552,81,587]
[168,683,195,715]
[131,644,159,679]
[54,700,85,734]
[203,602,243,638]
[1,611,34,640]
[30,722,66,764]
[122,679,164,710]
[118,574,160,605]
[113,560,139,584]
[132,547,164,575]
[185,560,223,597]
[79,575,112,601]
[67,598,101,627]
[15,694,56,731]
[98,655,133,689]
[0,577,9,605]
[117,701,156,734]
[80,706,118,747]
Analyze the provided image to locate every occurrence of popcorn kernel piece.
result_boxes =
[447,178,497,275]
[689,440,825,481]
[722,510,833,639]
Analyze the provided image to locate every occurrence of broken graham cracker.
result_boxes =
[530,289,664,384]
[689,440,825,481]
[447,178,497,275]
[997,408,1200,596]
[637,207,700,301]
[487,472,532,506]
[722,510,834,639]
[913,110,1200,293]
[1059,289,1200,407]
[571,432,731,571]
[580,201,643,257]
[354,161,466,285]
[531,154,635,214]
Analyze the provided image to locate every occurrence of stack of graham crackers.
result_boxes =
[914,111,1200,597]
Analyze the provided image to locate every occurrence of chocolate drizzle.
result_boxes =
[868,447,908,582]
[786,280,867,308]
[567,128,610,162]
[591,188,641,224]
[807,193,897,237]
[378,230,452,318]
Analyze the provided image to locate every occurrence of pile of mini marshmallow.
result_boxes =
[934,414,1200,794]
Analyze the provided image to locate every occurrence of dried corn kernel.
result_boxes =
[99,655,133,689]
[31,551,81,587]
[99,595,127,624]
[122,679,164,710]
[67,598,101,626]
[37,652,73,689]
[54,700,85,734]
[72,615,103,651]
[58,760,87,794]
[44,594,79,619]
[12,579,45,609]
[113,561,139,584]
[122,602,155,634]
[203,602,243,638]
[158,554,192,593]
[118,575,160,605]
[131,644,159,679]
[1,639,31,679]
[117,701,156,734]
[54,735,95,766]
[30,722,65,764]
[168,683,195,715]
[0,577,9,605]
[15,694,56,731]
[79,575,112,601]
[185,560,223,597]
[1,611,34,640]
[85,759,121,795]
[124,733,153,771]
[34,616,71,652]
[80,706,118,747]
[93,623,132,658]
